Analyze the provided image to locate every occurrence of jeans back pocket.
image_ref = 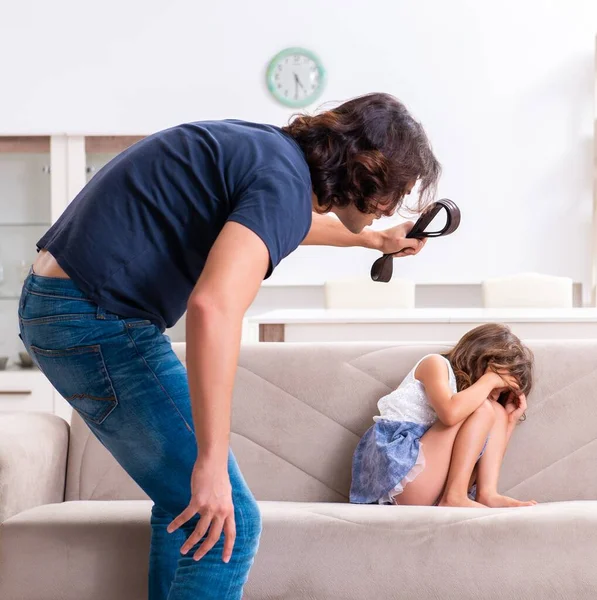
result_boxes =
[30,344,118,425]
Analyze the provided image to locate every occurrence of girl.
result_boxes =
[350,323,538,508]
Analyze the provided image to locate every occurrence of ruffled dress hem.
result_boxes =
[378,443,426,505]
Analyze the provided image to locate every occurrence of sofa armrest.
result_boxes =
[0,412,69,522]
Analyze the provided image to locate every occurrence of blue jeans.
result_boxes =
[18,269,262,600]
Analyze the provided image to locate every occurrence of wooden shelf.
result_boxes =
[0,136,51,153]
[85,136,145,154]
[0,135,145,154]
[0,223,50,227]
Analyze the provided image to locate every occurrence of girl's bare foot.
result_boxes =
[477,492,537,508]
[437,492,487,508]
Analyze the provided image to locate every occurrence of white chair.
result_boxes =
[324,277,415,309]
[481,272,573,308]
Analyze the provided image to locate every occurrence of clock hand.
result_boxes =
[294,72,306,91]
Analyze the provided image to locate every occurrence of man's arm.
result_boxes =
[185,221,269,467]
[302,212,425,256]
[301,212,382,250]
[166,221,267,563]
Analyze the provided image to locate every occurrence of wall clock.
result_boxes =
[266,47,326,108]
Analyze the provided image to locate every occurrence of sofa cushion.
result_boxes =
[1,499,596,600]
[0,501,151,600]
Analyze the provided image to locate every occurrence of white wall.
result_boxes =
[1,1,596,299]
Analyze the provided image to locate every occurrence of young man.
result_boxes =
[21,92,440,600]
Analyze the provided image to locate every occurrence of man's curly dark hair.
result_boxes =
[282,92,441,216]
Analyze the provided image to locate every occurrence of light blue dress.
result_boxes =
[350,354,485,505]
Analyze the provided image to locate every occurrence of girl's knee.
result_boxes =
[474,399,496,423]
[491,400,509,424]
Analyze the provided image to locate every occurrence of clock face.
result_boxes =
[266,47,326,108]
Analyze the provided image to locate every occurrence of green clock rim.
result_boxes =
[266,47,326,109]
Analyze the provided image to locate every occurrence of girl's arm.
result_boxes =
[416,355,503,427]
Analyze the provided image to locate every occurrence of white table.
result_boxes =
[249,308,597,342]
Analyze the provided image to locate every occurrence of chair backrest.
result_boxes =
[65,340,597,503]
[482,272,573,308]
[324,277,415,309]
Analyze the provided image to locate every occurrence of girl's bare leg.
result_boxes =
[475,402,537,507]
[394,400,495,507]
[436,399,496,508]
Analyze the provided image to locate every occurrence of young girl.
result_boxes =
[350,323,538,508]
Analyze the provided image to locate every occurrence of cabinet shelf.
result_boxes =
[85,135,145,153]
[0,137,51,153]
[0,223,50,227]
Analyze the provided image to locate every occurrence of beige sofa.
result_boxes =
[1,340,597,600]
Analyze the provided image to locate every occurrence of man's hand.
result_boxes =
[377,221,427,256]
[168,455,236,563]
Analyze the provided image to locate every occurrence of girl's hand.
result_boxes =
[484,366,520,392]
[504,392,527,423]
[167,455,236,563]
[378,221,427,257]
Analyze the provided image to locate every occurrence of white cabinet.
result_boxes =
[0,135,147,416]
[0,136,54,403]
[0,133,254,417]
[0,370,54,413]
[0,137,52,302]
[85,136,145,183]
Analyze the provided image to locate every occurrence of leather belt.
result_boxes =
[370,198,461,283]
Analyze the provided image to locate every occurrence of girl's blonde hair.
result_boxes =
[442,323,534,398]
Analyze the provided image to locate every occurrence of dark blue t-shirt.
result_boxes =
[37,120,313,331]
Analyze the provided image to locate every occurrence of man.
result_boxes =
[21,92,440,599]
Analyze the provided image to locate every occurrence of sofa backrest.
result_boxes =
[65,340,597,503]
